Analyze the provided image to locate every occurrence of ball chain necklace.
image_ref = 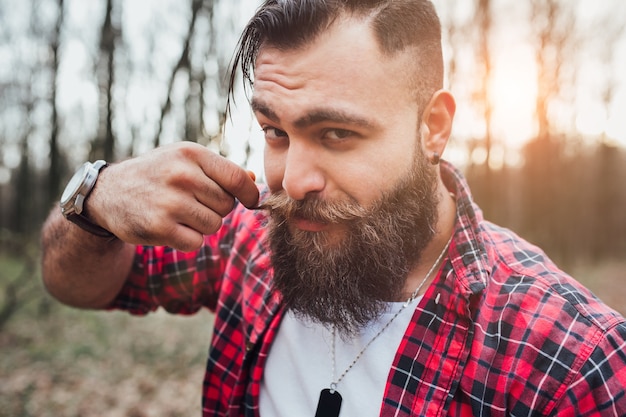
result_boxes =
[314,234,453,417]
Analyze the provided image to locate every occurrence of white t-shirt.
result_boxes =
[259,299,420,416]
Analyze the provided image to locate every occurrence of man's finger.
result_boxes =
[197,154,260,209]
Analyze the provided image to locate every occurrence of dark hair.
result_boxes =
[227,0,443,115]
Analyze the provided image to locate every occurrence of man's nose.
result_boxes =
[281,142,325,201]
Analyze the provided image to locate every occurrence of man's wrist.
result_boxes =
[65,212,115,238]
[60,160,115,239]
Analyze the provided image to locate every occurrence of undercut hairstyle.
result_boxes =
[227,0,444,116]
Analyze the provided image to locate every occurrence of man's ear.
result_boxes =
[420,90,456,158]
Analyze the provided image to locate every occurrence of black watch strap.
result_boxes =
[66,212,115,238]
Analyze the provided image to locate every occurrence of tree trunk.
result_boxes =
[47,0,65,207]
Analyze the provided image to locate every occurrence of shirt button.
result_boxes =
[246,341,254,352]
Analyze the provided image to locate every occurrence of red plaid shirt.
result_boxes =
[110,162,626,416]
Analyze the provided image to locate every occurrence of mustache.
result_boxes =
[258,192,368,223]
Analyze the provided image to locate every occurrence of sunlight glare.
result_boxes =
[470,146,488,165]
[605,92,626,147]
[575,103,607,137]
[489,46,537,149]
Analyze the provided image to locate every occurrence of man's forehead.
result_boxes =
[249,15,420,124]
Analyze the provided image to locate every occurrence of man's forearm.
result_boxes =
[40,207,135,309]
[40,143,260,309]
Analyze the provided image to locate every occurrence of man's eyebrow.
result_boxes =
[251,99,374,130]
[294,109,375,130]
[251,99,280,123]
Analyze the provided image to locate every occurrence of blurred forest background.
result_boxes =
[1,0,625,415]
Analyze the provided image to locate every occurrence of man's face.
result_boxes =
[252,18,439,334]
[253,17,423,217]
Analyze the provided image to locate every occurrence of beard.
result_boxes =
[263,151,440,337]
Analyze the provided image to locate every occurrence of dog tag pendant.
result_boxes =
[315,388,342,417]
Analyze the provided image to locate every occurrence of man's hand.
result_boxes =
[88,142,260,252]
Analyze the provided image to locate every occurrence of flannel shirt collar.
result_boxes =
[441,160,489,298]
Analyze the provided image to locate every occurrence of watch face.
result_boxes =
[60,163,88,204]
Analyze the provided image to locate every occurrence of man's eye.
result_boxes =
[325,129,353,140]
[262,127,288,140]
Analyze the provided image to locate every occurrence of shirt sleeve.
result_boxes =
[552,322,626,416]
[107,201,264,316]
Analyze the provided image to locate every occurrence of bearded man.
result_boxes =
[41,0,626,416]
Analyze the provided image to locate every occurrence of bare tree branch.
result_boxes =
[47,0,65,207]
[153,0,203,148]
[92,0,120,161]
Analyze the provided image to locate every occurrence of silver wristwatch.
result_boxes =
[60,160,114,238]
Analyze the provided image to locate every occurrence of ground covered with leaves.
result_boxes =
[1,258,624,417]
[0,300,212,417]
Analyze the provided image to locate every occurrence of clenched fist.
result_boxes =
[87,142,260,252]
